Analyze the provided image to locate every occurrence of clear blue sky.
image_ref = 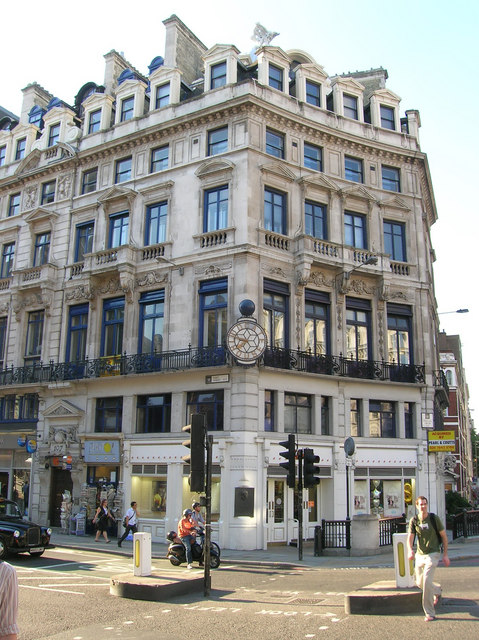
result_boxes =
[1,0,477,417]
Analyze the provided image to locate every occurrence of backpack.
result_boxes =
[411,512,442,548]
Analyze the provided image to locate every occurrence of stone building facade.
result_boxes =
[0,15,448,549]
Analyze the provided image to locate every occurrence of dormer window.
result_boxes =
[380,105,395,130]
[155,83,170,109]
[15,138,26,160]
[120,96,134,122]
[210,61,227,89]
[306,80,321,107]
[269,63,283,91]
[343,94,358,120]
[28,105,45,128]
[48,123,60,147]
[88,109,102,134]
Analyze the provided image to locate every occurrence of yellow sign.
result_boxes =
[427,430,455,452]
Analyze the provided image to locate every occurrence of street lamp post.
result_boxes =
[344,437,355,520]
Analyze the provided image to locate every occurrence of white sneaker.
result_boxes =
[187,564,193,569]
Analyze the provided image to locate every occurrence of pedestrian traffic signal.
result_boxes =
[182,414,206,492]
[303,448,320,488]
[279,434,296,488]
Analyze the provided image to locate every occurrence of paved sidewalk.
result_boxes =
[49,528,479,569]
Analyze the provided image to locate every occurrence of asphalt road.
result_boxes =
[10,548,479,640]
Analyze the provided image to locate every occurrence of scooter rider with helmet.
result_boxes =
[178,509,197,569]
[191,501,205,529]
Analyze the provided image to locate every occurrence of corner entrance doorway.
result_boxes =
[49,468,73,527]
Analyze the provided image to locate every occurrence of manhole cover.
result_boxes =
[289,598,324,606]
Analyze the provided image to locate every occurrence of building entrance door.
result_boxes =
[291,485,320,542]
[49,468,73,527]
[266,478,288,543]
[0,471,9,498]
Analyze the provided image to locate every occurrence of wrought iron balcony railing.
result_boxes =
[263,348,425,383]
[0,346,425,387]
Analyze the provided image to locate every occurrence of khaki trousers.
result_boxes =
[415,551,442,617]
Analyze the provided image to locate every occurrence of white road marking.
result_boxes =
[20,585,85,595]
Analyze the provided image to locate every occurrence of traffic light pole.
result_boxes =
[298,449,303,562]
[203,433,212,596]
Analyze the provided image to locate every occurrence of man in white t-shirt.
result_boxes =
[118,501,139,547]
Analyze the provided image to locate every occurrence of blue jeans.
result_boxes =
[180,535,194,564]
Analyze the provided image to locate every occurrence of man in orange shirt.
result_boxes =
[178,508,197,569]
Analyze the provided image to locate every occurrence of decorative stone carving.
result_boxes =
[441,453,457,473]
[13,293,51,320]
[24,186,38,210]
[65,285,93,303]
[57,173,72,199]
[136,271,169,288]
[252,23,279,46]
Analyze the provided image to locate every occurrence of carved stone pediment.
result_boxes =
[260,161,296,182]
[43,399,84,420]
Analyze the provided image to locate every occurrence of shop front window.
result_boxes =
[131,475,167,520]
[182,474,220,522]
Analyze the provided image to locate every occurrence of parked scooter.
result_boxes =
[166,529,221,568]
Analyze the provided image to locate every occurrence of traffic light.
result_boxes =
[303,448,320,488]
[279,434,296,488]
[182,414,206,492]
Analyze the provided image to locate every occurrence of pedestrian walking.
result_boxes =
[0,560,19,640]
[407,495,450,622]
[118,501,139,547]
[93,498,114,543]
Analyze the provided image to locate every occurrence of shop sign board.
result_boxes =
[427,430,456,452]
[84,440,120,463]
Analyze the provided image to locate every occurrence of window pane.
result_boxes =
[211,62,226,89]
[82,168,98,194]
[115,157,132,183]
[344,212,366,248]
[155,83,170,109]
[204,186,228,232]
[150,146,168,172]
[345,156,363,183]
[121,96,134,121]
[305,201,326,239]
[269,64,283,91]
[304,143,322,171]
[344,94,358,119]
[266,129,284,158]
[208,127,228,155]
[380,105,395,130]
[382,166,400,192]
[306,80,321,107]
[88,109,101,133]
[264,189,285,234]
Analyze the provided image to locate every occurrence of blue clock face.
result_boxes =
[227,320,267,363]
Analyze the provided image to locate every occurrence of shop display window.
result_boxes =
[182,476,220,522]
[131,476,167,520]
